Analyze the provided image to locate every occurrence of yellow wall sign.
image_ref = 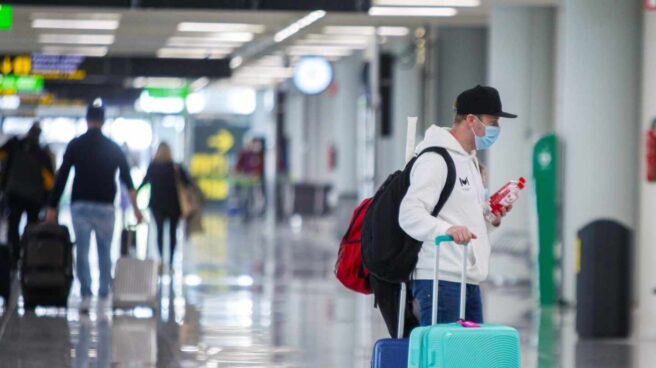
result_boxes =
[190,128,236,201]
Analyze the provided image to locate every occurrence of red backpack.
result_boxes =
[335,198,373,294]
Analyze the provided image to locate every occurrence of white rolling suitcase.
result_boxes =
[112,257,158,310]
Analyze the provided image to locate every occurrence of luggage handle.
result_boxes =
[397,116,417,339]
[397,282,407,339]
[432,235,471,326]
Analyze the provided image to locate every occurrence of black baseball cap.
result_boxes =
[86,99,105,122]
[455,85,517,119]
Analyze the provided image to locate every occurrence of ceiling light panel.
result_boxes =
[373,0,479,6]
[38,34,116,45]
[307,33,369,41]
[274,10,326,43]
[156,48,232,59]
[31,13,121,30]
[369,7,458,16]
[178,22,265,33]
[287,47,352,57]
[42,46,108,57]
[170,33,254,43]
[157,48,210,59]
[32,19,120,30]
[377,27,410,36]
[321,26,410,37]
[167,37,241,49]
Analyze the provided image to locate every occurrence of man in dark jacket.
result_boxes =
[0,122,54,269]
[46,102,143,313]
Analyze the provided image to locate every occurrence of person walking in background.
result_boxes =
[0,122,55,270]
[138,142,190,273]
[233,138,265,221]
[45,101,144,313]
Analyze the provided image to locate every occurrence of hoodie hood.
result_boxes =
[415,125,472,158]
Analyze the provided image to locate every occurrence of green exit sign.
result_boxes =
[0,5,12,31]
[0,75,44,94]
[146,85,189,99]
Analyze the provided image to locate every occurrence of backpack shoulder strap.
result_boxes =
[412,147,456,217]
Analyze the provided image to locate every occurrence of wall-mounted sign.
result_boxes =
[145,85,189,98]
[0,54,86,80]
[190,121,247,203]
[0,75,44,95]
[32,54,86,80]
[0,5,12,31]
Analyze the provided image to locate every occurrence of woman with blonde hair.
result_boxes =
[138,142,190,271]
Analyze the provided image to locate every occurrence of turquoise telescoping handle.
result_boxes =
[431,234,468,325]
[435,234,454,245]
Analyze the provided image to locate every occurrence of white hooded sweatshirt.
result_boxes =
[399,125,494,283]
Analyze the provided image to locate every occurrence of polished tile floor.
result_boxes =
[0,208,651,367]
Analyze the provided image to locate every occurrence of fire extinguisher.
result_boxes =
[647,119,656,182]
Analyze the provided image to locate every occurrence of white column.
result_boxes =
[557,0,640,303]
[332,55,361,197]
[487,6,556,278]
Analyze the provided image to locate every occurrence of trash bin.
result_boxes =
[576,220,631,338]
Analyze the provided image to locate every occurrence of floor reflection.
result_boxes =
[1,210,655,367]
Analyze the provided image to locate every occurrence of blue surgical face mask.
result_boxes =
[472,118,500,150]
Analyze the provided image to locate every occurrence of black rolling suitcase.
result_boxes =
[0,245,10,305]
[20,223,73,309]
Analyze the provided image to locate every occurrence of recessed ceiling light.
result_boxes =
[230,56,243,69]
[178,22,266,33]
[274,10,326,43]
[157,48,215,59]
[32,19,120,30]
[321,26,410,37]
[41,46,108,57]
[369,6,458,17]
[373,0,479,6]
[38,34,115,45]
[377,27,411,36]
[170,33,254,43]
[287,47,352,57]
[167,37,241,49]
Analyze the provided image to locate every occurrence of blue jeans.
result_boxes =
[71,202,115,298]
[412,280,484,326]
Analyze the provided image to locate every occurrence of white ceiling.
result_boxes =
[0,0,559,58]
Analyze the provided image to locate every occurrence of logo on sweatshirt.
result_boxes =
[459,177,470,187]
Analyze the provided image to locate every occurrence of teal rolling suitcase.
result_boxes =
[407,235,520,368]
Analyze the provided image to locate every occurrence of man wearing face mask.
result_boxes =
[0,122,55,270]
[399,85,517,326]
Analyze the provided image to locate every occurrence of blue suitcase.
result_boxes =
[407,235,521,368]
[371,283,410,368]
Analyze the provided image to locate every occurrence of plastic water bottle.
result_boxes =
[484,177,526,222]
